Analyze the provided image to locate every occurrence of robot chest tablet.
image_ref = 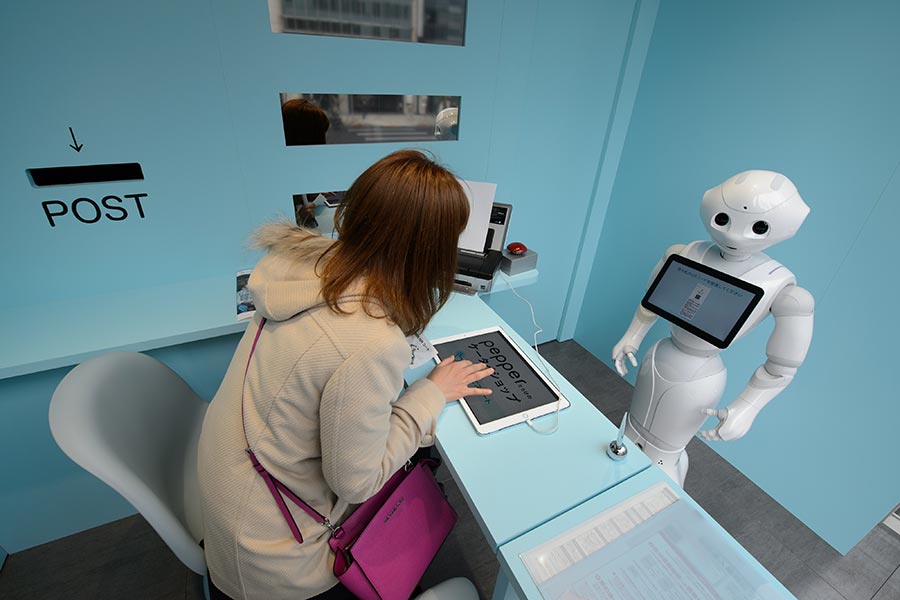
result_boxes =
[645,253,794,350]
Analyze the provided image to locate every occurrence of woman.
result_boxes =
[198,150,493,600]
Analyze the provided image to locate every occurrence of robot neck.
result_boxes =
[716,245,752,262]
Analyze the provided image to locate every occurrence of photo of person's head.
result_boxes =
[281,98,330,145]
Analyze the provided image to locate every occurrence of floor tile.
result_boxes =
[730,518,846,600]
[873,565,900,600]
[538,341,632,416]
[853,524,900,574]
[792,532,896,600]
[754,510,900,600]
[0,515,192,600]
[420,475,499,600]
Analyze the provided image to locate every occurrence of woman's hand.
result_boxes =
[427,357,494,403]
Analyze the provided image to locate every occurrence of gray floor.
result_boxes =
[1,340,898,599]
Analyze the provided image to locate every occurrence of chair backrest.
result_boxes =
[49,352,209,575]
[414,577,479,600]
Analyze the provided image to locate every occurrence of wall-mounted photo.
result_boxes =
[280,93,460,146]
[293,191,346,228]
[268,0,466,46]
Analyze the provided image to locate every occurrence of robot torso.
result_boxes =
[669,240,796,354]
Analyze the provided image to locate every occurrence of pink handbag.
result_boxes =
[241,318,457,600]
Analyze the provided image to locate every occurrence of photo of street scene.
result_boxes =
[279,93,460,145]
[268,0,466,46]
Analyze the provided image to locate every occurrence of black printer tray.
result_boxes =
[457,249,502,279]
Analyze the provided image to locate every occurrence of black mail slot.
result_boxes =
[28,163,145,187]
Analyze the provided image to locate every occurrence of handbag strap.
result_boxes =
[240,317,337,545]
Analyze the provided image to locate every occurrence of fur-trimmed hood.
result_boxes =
[247,223,338,321]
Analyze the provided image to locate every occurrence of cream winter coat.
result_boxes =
[197,225,446,599]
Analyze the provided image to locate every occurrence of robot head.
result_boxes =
[701,170,809,256]
[434,107,459,140]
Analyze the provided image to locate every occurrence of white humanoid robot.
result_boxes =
[612,170,814,485]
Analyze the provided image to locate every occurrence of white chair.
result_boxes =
[49,351,480,599]
[416,577,479,600]
[49,351,208,575]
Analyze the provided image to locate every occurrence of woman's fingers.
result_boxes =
[464,368,493,383]
[429,357,497,401]
[464,361,492,374]
[464,386,493,396]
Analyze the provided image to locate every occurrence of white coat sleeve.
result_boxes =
[319,336,445,504]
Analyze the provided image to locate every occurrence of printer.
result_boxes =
[454,202,512,294]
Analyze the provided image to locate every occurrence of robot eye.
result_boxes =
[752,221,769,235]
[713,213,729,226]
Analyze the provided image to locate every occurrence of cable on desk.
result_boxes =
[497,271,563,435]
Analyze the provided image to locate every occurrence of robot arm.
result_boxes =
[612,244,686,376]
[700,285,814,441]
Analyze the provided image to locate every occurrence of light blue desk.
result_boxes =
[422,294,651,553]
[496,467,795,599]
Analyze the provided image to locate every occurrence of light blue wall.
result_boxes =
[0,0,651,551]
[575,0,900,553]
[207,0,647,342]
[1,0,648,352]
[477,0,649,340]
[1,1,254,306]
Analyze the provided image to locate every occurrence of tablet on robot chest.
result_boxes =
[641,255,764,349]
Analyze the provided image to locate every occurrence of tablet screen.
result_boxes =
[642,255,764,348]
[434,329,560,425]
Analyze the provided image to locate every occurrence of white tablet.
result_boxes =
[431,326,570,435]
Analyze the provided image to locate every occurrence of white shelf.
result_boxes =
[1,275,248,380]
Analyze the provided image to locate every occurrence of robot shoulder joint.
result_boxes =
[771,285,814,317]
[663,243,688,259]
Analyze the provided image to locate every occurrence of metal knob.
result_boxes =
[607,440,628,460]
[606,412,629,461]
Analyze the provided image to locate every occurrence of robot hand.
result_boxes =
[698,398,760,442]
[611,305,657,377]
[612,340,638,377]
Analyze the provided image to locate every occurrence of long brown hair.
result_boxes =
[320,150,469,335]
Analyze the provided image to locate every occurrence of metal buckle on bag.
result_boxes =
[322,517,343,538]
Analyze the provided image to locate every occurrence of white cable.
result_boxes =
[497,272,562,435]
